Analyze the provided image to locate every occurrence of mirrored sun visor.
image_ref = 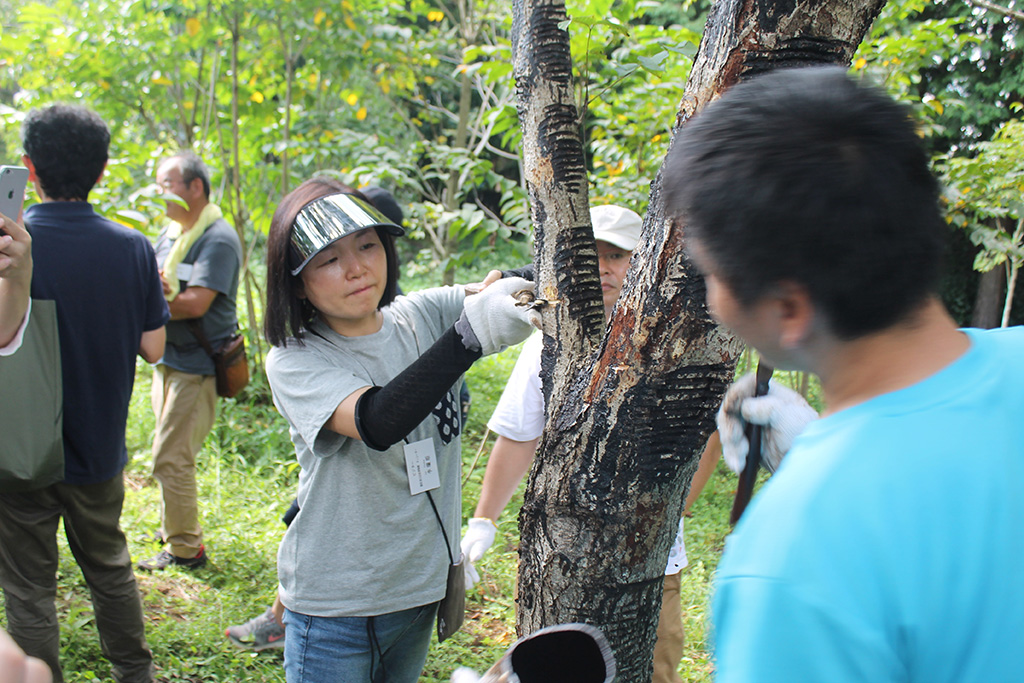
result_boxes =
[290,193,404,276]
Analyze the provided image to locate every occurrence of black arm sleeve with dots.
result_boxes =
[502,264,534,281]
[354,325,481,451]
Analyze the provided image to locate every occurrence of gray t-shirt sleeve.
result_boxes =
[268,285,465,458]
[397,284,466,332]
[187,237,238,296]
[266,343,371,456]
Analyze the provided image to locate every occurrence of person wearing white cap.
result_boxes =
[261,176,539,682]
[460,204,716,683]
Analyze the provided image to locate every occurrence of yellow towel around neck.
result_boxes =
[162,203,223,301]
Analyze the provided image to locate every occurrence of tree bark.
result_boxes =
[972,267,1006,329]
[1000,217,1024,328]
[511,0,887,680]
[510,0,606,400]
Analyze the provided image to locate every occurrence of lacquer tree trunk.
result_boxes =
[511,0,887,680]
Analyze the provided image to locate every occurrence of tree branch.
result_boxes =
[967,0,1024,21]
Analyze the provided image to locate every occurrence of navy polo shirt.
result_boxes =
[26,202,169,484]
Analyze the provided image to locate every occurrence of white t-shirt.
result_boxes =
[0,300,31,357]
[488,331,687,575]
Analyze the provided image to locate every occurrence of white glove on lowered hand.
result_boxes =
[450,668,482,683]
[458,277,542,356]
[460,517,498,590]
[717,373,818,475]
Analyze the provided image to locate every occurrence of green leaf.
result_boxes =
[637,51,668,71]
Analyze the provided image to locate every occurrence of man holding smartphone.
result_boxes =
[0,104,169,683]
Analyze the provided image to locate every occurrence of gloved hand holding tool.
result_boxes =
[718,366,818,479]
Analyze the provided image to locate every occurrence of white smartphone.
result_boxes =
[0,165,30,226]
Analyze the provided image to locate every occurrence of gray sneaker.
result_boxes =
[225,607,285,651]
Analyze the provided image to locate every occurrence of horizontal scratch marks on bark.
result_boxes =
[538,104,587,195]
[528,2,572,85]
[739,36,852,77]
[630,364,732,471]
[553,224,606,343]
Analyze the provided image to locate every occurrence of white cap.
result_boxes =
[591,205,642,252]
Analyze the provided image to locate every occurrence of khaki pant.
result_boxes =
[653,570,685,683]
[151,365,216,558]
[0,476,153,682]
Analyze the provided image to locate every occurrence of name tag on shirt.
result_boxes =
[176,263,194,281]
[405,438,441,495]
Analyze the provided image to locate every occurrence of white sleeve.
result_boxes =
[487,332,545,441]
[665,516,688,575]
[0,299,31,357]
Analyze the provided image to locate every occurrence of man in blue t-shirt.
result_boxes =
[663,68,1024,682]
[139,152,242,571]
[0,104,169,682]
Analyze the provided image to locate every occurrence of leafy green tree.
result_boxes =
[853,0,1023,326]
[941,115,1024,326]
[564,0,702,209]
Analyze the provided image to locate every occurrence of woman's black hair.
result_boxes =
[264,177,400,347]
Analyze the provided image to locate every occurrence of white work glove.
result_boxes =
[450,668,482,683]
[460,517,498,590]
[458,277,541,356]
[717,373,818,475]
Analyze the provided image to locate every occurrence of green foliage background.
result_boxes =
[1,0,1022,678]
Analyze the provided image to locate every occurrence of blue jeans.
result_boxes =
[283,603,438,683]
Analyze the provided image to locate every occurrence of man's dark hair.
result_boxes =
[663,66,945,340]
[22,105,110,201]
[264,176,400,347]
[164,151,211,199]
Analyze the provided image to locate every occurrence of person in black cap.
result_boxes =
[360,186,404,229]
[261,176,537,681]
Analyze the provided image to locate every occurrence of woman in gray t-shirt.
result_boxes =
[261,177,537,683]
